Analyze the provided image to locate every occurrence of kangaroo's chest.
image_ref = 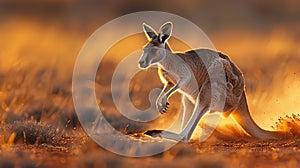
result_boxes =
[158,68,178,85]
[158,68,199,100]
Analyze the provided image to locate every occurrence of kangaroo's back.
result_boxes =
[177,49,243,83]
[174,49,245,111]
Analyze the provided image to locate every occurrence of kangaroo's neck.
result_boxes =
[158,44,179,71]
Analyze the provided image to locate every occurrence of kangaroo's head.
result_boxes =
[138,22,173,69]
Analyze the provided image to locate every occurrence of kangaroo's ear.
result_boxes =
[143,23,157,41]
[158,22,173,43]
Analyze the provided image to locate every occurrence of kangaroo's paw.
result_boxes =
[144,130,181,141]
[156,96,170,114]
[144,130,163,137]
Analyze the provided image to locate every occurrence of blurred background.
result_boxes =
[1,0,299,128]
[0,0,300,167]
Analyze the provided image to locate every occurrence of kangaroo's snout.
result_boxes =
[138,59,148,69]
[138,51,151,69]
[138,60,145,68]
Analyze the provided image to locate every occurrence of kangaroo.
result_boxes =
[138,22,287,142]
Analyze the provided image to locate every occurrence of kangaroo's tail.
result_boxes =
[231,91,290,139]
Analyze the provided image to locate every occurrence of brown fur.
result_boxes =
[140,22,288,141]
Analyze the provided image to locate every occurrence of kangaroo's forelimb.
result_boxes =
[156,76,191,114]
[156,82,173,113]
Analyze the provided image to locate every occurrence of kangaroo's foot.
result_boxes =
[144,130,181,141]
[156,96,170,114]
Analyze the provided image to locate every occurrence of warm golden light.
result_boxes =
[1,0,300,167]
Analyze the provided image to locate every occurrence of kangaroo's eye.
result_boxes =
[150,48,157,53]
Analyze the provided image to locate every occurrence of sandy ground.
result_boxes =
[1,59,300,168]
[1,130,300,167]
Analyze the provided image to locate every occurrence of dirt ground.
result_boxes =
[1,125,300,168]
[1,57,300,167]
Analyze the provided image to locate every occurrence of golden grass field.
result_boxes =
[1,1,300,167]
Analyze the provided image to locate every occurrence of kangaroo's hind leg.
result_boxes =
[179,94,209,142]
[179,77,219,142]
[143,95,195,141]
[145,80,210,142]
[144,94,208,142]
[181,95,195,130]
